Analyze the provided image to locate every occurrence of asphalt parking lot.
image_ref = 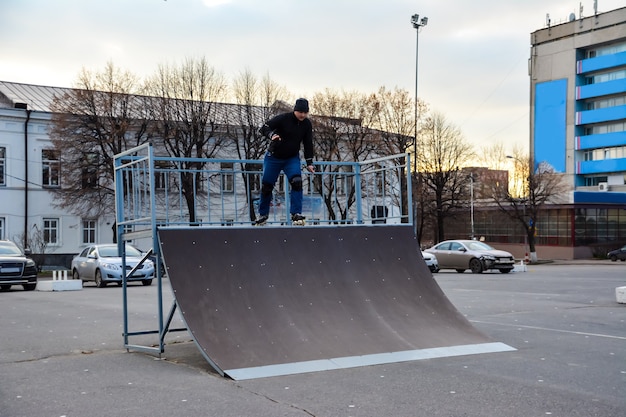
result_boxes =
[1,261,624,417]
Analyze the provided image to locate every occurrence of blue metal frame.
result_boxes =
[113,144,413,356]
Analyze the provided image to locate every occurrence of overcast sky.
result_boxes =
[1,0,624,152]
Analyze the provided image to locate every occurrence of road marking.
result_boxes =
[471,320,626,340]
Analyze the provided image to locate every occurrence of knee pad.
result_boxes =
[289,176,303,191]
[261,182,274,196]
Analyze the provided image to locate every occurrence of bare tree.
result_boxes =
[12,226,48,271]
[416,111,475,242]
[311,89,379,222]
[231,69,290,221]
[369,86,428,224]
[49,62,151,218]
[476,141,509,170]
[472,141,513,201]
[491,151,570,262]
[143,57,227,223]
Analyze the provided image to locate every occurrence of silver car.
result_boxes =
[421,251,439,273]
[71,244,154,287]
[425,240,514,274]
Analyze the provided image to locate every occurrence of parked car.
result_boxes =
[421,251,439,273]
[71,244,154,287]
[425,240,515,274]
[0,240,38,291]
[607,245,626,262]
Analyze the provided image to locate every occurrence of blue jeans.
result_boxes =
[258,153,302,216]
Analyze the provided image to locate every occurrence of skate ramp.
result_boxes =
[158,225,514,380]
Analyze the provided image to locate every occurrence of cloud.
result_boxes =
[202,0,232,7]
[1,0,624,152]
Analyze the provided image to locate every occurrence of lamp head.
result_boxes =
[411,14,428,28]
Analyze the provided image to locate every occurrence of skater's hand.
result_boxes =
[271,134,281,141]
[306,165,315,173]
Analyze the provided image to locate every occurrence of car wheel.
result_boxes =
[72,269,80,280]
[0,284,11,291]
[142,279,152,286]
[95,270,107,288]
[455,269,466,273]
[499,269,512,274]
[469,258,483,274]
[609,255,617,261]
[23,283,37,291]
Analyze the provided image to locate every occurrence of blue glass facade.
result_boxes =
[534,80,567,173]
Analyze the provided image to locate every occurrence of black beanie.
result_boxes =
[294,98,309,112]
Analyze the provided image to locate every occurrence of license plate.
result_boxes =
[0,267,20,273]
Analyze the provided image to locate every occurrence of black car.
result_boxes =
[0,240,38,291]
[607,245,626,262]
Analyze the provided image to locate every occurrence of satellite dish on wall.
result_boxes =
[569,12,576,21]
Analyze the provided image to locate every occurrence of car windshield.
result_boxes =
[0,242,23,256]
[465,241,494,251]
[98,245,143,257]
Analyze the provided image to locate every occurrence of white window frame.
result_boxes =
[82,219,97,244]
[43,218,60,245]
[42,149,60,188]
[221,162,234,193]
[0,146,6,186]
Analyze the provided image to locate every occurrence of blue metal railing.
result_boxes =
[113,143,412,355]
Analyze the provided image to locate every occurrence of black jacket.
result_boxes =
[259,112,314,165]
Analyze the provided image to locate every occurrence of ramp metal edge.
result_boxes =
[224,342,516,380]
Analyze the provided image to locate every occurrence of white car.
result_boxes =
[421,251,439,273]
[71,244,154,287]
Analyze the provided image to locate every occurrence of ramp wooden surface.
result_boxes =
[158,225,514,379]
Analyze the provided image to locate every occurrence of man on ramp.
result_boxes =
[256,98,315,226]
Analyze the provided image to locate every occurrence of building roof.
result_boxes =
[0,81,72,112]
[0,80,285,125]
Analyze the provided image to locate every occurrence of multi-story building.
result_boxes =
[529,6,626,258]
[0,82,115,267]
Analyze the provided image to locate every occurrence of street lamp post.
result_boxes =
[410,14,428,232]
[469,173,475,240]
[410,14,428,173]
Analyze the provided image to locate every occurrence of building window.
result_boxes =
[588,69,626,84]
[221,162,234,193]
[154,161,172,190]
[584,176,608,186]
[335,167,354,196]
[586,41,626,58]
[42,149,60,188]
[246,167,261,193]
[374,165,385,196]
[82,219,97,244]
[81,152,99,189]
[0,217,4,239]
[0,147,5,186]
[43,218,59,245]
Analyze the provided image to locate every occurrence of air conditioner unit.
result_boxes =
[598,182,609,192]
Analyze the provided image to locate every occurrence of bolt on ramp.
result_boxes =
[158,225,514,380]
